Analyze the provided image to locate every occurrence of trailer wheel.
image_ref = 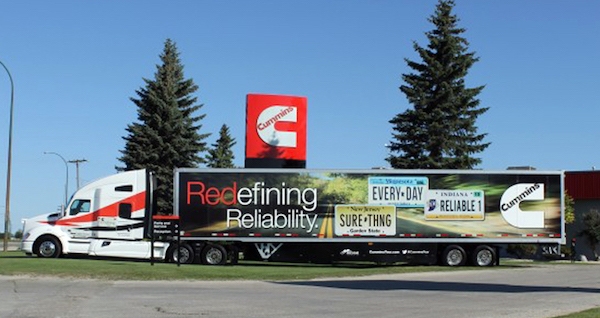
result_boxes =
[168,244,194,264]
[34,236,62,258]
[201,244,227,265]
[472,245,496,267]
[442,245,466,266]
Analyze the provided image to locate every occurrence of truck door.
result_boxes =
[65,199,93,239]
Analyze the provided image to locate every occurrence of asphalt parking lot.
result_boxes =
[1,263,599,318]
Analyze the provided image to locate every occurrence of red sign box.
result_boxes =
[245,94,307,161]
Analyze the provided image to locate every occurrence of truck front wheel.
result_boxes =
[34,236,62,258]
[441,245,466,266]
[201,244,227,265]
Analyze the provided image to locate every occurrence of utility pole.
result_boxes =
[68,159,87,189]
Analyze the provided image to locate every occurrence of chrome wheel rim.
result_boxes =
[174,247,191,263]
[205,247,223,265]
[447,249,463,266]
[39,241,56,257]
[476,249,493,266]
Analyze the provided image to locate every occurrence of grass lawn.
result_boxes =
[554,308,600,318]
[0,250,488,281]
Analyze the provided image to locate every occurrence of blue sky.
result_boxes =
[1,1,599,231]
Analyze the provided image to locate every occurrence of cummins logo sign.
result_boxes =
[500,183,545,228]
[245,94,307,162]
[256,105,297,148]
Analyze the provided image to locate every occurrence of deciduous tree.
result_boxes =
[579,209,600,260]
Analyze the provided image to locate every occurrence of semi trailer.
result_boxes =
[21,168,565,266]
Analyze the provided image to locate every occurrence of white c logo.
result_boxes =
[500,183,545,228]
[256,105,297,148]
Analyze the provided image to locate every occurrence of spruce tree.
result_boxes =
[206,124,237,168]
[387,0,489,169]
[118,39,209,214]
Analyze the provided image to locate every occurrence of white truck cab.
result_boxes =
[21,169,169,259]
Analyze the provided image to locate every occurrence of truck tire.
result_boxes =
[34,236,62,258]
[201,244,227,265]
[472,245,496,267]
[441,245,466,266]
[168,244,194,264]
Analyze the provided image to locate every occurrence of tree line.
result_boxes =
[118,0,489,214]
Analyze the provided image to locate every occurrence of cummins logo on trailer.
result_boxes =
[500,183,545,228]
[340,249,360,256]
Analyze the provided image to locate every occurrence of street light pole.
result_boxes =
[1,60,14,252]
[44,152,69,209]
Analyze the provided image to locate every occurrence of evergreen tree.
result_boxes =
[387,0,489,169]
[206,124,237,168]
[118,39,209,214]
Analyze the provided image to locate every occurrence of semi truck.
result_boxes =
[21,168,565,266]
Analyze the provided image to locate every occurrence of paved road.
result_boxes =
[5,241,20,251]
[1,264,599,318]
